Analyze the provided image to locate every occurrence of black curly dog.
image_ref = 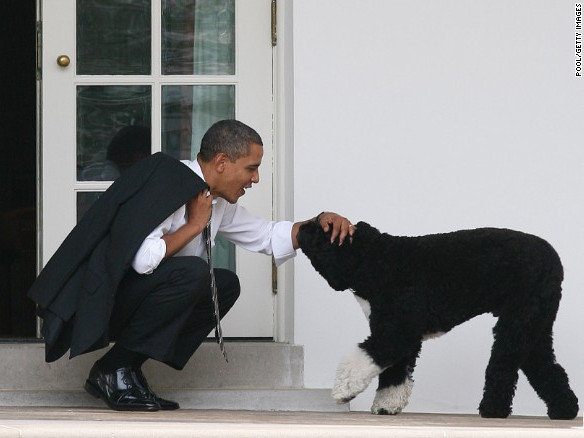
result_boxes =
[297,220,579,419]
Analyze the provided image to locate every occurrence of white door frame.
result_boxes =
[39,0,277,338]
[273,0,295,343]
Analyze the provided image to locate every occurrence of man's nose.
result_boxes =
[252,169,259,184]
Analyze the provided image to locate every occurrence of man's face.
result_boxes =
[217,142,263,203]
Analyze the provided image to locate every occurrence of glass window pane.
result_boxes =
[162,0,235,75]
[77,192,103,222]
[213,235,235,272]
[77,0,151,75]
[161,85,234,160]
[161,84,235,271]
[77,86,152,181]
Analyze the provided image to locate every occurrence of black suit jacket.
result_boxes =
[28,153,208,362]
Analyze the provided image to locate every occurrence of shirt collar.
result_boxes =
[182,159,205,182]
[182,158,217,205]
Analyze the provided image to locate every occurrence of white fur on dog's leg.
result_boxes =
[332,346,382,403]
[371,377,413,415]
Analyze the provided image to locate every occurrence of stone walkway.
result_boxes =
[0,408,582,437]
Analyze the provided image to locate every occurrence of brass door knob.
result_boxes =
[56,55,70,67]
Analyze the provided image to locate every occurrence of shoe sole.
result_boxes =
[84,380,160,412]
[157,400,180,411]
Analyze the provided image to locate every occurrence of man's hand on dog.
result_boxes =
[316,211,355,245]
[291,211,354,249]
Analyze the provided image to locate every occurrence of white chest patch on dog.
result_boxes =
[353,295,371,319]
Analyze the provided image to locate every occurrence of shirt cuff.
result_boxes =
[271,221,296,267]
[131,238,167,274]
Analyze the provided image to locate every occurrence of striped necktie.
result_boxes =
[203,218,228,362]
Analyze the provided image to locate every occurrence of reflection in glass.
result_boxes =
[77,0,151,75]
[77,86,152,181]
[162,0,235,75]
[161,85,234,160]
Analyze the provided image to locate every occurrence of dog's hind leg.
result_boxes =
[521,328,579,419]
[479,312,530,418]
[371,343,421,415]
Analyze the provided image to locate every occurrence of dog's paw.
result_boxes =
[332,346,382,404]
[371,379,413,415]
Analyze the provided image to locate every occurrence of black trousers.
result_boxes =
[109,256,240,370]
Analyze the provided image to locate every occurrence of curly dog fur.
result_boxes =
[297,220,579,419]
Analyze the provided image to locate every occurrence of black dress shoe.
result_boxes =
[85,364,161,411]
[132,367,180,410]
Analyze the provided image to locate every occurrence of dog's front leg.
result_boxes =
[371,343,421,415]
[332,344,384,403]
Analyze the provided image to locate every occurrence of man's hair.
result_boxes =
[199,119,263,162]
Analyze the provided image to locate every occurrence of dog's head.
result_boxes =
[297,220,380,291]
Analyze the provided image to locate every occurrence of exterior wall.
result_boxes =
[292,0,584,415]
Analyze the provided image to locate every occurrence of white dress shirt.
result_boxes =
[131,159,296,275]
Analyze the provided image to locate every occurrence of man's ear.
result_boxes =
[213,152,228,173]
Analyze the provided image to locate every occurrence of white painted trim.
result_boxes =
[273,0,295,343]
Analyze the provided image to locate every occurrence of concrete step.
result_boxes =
[0,388,347,412]
[0,342,348,412]
[0,342,303,390]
